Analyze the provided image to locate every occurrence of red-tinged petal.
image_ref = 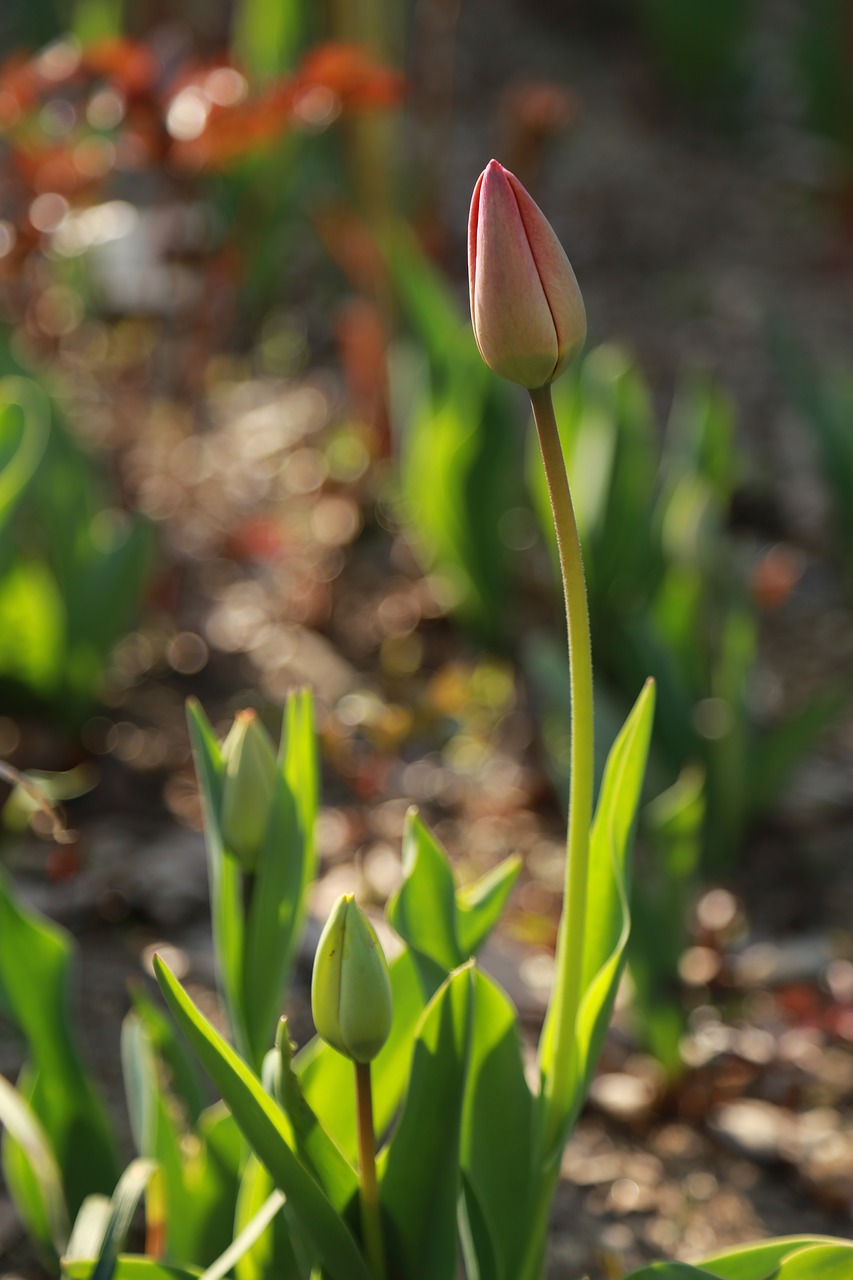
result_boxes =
[467,158,586,387]
[472,159,559,387]
[505,169,586,378]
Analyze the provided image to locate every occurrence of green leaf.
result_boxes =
[379,963,474,1280]
[0,869,118,1216]
[0,1072,68,1256]
[200,1188,286,1280]
[266,1021,357,1213]
[387,809,462,970]
[242,689,318,1071]
[66,1196,112,1262]
[539,678,656,1155]
[0,377,50,535]
[127,985,206,1126]
[153,957,372,1280]
[702,1237,853,1279]
[460,972,533,1280]
[64,1260,200,1280]
[186,699,247,1057]
[456,857,522,958]
[120,1015,194,1264]
[89,1158,161,1280]
[234,1156,303,1280]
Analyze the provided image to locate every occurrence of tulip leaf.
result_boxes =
[387,809,462,971]
[0,377,50,535]
[267,1022,357,1212]
[243,691,318,1072]
[539,678,656,1157]
[64,1261,201,1280]
[0,1072,68,1256]
[121,1014,191,1261]
[200,1186,286,1280]
[86,1158,162,1280]
[0,869,118,1221]
[698,1238,843,1280]
[456,856,522,958]
[127,984,206,1127]
[242,779,303,1070]
[379,962,474,1280]
[234,1156,303,1280]
[387,809,521,974]
[154,957,372,1280]
[460,971,533,1280]
[186,699,247,1057]
[66,1195,112,1262]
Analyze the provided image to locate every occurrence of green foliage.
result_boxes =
[0,370,151,725]
[0,870,119,1233]
[389,229,520,642]
[624,1236,853,1279]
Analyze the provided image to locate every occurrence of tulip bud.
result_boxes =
[220,709,278,872]
[468,158,586,388]
[311,894,392,1063]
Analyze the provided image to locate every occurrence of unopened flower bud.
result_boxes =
[220,709,277,872]
[311,894,392,1063]
[468,158,586,388]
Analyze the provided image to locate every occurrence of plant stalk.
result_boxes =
[355,1060,385,1280]
[529,383,594,1149]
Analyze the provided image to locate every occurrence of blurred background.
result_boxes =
[2,0,853,1274]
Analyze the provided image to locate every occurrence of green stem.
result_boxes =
[529,383,594,1151]
[355,1061,385,1280]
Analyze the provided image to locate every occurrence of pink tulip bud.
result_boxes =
[468,159,586,388]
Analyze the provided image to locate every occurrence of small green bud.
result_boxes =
[311,894,393,1063]
[220,709,278,872]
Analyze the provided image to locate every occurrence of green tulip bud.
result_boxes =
[311,894,393,1063]
[220,709,278,872]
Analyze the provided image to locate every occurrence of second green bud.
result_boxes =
[220,709,278,872]
[311,894,392,1063]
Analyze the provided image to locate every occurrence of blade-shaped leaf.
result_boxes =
[703,1237,853,1280]
[0,377,50,535]
[267,1022,357,1213]
[379,962,474,1280]
[0,869,118,1215]
[200,1188,286,1280]
[153,957,372,1280]
[243,691,318,1072]
[386,809,462,971]
[456,857,522,959]
[89,1158,161,1280]
[66,1196,112,1262]
[64,1260,201,1280]
[460,972,533,1280]
[539,678,656,1156]
[186,699,247,1057]
[0,1072,68,1255]
[234,1156,304,1280]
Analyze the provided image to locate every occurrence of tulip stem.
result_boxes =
[355,1060,385,1280]
[529,383,594,1151]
